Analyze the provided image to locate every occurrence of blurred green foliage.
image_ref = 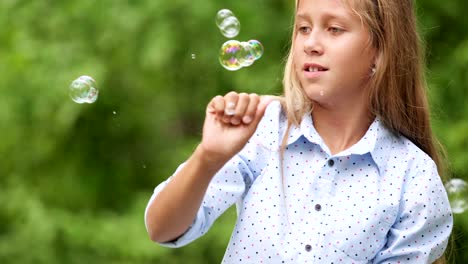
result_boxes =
[0,0,466,263]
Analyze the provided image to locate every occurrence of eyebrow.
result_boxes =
[296,11,348,22]
[295,12,308,20]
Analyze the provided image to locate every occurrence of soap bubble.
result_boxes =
[444,178,468,214]
[218,16,240,38]
[219,40,243,71]
[219,40,265,71]
[215,9,264,70]
[216,9,240,38]
[216,9,234,27]
[239,41,256,67]
[69,75,98,104]
[248,39,264,60]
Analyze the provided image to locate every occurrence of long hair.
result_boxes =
[280,0,451,262]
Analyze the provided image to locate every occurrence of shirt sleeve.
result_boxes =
[144,101,279,248]
[373,160,453,263]
[144,137,269,248]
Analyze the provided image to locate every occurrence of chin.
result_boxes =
[304,89,326,100]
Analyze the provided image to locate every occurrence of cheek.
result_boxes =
[292,50,301,71]
[292,38,302,61]
[337,46,373,73]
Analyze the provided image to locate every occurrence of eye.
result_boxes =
[328,27,344,34]
[298,26,311,34]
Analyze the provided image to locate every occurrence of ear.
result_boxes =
[369,49,381,77]
[372,50,382,70]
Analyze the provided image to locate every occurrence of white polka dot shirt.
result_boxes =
[146,101,453,263]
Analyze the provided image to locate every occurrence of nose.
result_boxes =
[303,30,324,55]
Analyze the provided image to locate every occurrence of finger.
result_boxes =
[208,95,225,117]
[231,93,250,125]
[222,92,239,123]
[242,93,259,124]
[223,91,239,116]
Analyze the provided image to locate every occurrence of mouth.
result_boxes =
[303,63,329,72]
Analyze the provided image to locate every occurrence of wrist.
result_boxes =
[193,144,231,172]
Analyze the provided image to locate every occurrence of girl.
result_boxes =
[145,0,453,263]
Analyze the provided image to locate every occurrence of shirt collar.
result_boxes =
[283,112,394,174]
[285,110,320,146]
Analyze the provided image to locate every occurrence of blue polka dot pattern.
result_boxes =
[146,101,453,263]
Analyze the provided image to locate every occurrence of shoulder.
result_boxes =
[372,121,436,172]
[394,135,439,186]
[249,100,285,151]
[262,99,283,122]
[371,123,440,189]
[398,136,436,172]
[399,137,439,182]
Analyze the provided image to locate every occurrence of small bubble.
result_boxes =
[216,9,234,27]
[191,54,196,59]
[216,9,240,38]
[219,16,240,38]
[142,164,147,169]
[248,39,264,60]
[112,111,117,115]
[219,40,243,71]
[239,42,256,67]
[69,75,99,104]
[445,178,468,214]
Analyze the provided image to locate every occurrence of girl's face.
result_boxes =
[293,0,376,107]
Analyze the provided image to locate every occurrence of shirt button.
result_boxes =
[315,204,322,211]
[328,159,334,167]
[305,244,312,252]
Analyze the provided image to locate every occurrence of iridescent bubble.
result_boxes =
[219,16,240,38]
[248,39,264,60]
[219,40,265,70]
[219,40,243,71]
[216,9,234,27]
[239,41,256,67]
[444,178,468,214]
[69,75,98,104]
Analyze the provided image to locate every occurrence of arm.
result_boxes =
[144,145,226,243]
[145,92,276,243]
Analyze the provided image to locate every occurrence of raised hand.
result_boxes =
[199,92,276,164]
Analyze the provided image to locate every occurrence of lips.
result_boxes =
[303,63,328,79]
[303,63,328,72]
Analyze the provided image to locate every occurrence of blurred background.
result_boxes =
[0,0,466,263]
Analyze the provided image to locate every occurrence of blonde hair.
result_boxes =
[280,0,451,262]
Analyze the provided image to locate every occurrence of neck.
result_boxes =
[311,99,373,155]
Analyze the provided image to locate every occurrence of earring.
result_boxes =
[370,66,376,77]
